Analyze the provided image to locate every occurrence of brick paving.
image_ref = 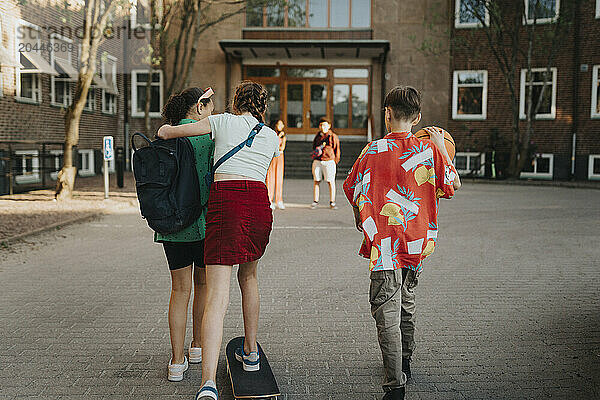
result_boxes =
[1,180,599,400]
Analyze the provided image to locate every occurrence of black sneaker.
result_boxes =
[402,357,411,379]
[382,387,405,400]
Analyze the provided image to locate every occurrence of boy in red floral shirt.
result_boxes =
[343,86,461,400]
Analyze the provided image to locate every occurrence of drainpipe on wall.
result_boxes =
[380,50,388,139]
[571,0,581,180]
[225,53,231,112]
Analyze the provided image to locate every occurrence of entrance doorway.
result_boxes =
[244,66,371,140]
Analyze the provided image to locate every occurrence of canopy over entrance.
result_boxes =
[219,39,389,61]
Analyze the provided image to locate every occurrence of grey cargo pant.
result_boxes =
[369,268,418,391]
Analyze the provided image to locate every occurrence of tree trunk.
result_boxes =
[55,72,93,200]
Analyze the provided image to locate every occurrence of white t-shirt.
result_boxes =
[208,113,280,182]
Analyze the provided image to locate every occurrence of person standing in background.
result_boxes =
[266,119,286,210]
[311,117,340,209]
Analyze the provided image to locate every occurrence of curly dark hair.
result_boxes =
[232,81,268,123]
[162,87,211,125]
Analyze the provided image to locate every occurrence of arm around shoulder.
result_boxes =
[157,118,211,140]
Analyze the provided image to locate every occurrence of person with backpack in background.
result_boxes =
[311,117,340,209]
[157,81,280,400]
[154,87,215,382]
[266,118,286,210]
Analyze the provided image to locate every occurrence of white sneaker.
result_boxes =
[310,201,318,209]
[270,203,276,210]
[189,343,202,363]
[195,380,218,400]
[276,201,285,210]
[168,356,188,382]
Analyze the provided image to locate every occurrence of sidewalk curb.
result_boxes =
[463,178,600,190]
[1,213,102,245]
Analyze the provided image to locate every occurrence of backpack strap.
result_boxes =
[208,122,264,181]
[131,132,153,152]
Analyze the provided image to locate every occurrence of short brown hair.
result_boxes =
[383,86,421,122]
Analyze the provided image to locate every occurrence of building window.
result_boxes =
[333,84,368,129]
[519,67,557,120]
[452,70,487,120]
[131,69,163,118]
[49,150,63,180]
[84,89,96,111]
[247,0,371,28]
[589,155,600,180]
[50,34,76,107]
[16,21,52,103]
[454,152,485,176]
[524,0,559,24]
[14,150,40,184]
[131,0,163,29]
[597,0,600,19]
[455,0,489,28]
[78,149,95,176]
[101,54,118,114]
[592,65,600,119]
[520,153,553,180]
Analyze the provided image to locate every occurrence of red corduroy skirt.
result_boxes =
[204,180,273,265]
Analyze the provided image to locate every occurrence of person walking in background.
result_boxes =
[157,81,280,400]
[343,86,461,400]
[311,117,340,209]
[156,87,215,382]
[266,119,286,210]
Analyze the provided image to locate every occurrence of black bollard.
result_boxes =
[116,146,124,188]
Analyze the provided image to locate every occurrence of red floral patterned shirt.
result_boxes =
[343,131,457,272]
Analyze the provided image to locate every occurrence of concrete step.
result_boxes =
[282,140,367,179]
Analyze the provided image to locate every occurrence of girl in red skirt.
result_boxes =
[157,82,280,400]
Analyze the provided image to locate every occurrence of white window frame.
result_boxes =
[14,150,40,184]
[519,67,557,120]
[524,0,560,24]
[591,65,600,119]
[454,152,486,176]
[50,33,74,107]
[455,0,489,28]
[589,155,600,180]
[15,20,43,104]
[78,149,95,177]
[130,0,163,30]
[48,149,63,180]
[84,88,96,112]
[597,0,600,19]
[520,153,554,180]
[452,70,488,120]
[131,69,164,118]
[101,54,118,115]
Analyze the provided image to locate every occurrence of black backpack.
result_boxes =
[131,133,202,235]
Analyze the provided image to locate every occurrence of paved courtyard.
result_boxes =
[1,180,599,399]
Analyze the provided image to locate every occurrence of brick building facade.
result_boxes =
[448,0,600,180]
[0,0,597,194]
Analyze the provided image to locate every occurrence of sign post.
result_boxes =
[103,136,114,199]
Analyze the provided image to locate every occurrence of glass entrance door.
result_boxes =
[285,81,329,133]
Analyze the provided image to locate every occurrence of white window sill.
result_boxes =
[78,171,95,177]
[520,172,553,180]
[102,110,117,115]
[519,114,556,120]
[15,175,41,184]
[15,97,41,105]
[51,102,70,109]
[131,112,162,118]
[455,22,484,29]
[453,114,487,121]
[591,113,600,119]
[524,17,557,25]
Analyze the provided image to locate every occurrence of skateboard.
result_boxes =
[225,337,280,399]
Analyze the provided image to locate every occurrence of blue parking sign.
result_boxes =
[103,136,114,161]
